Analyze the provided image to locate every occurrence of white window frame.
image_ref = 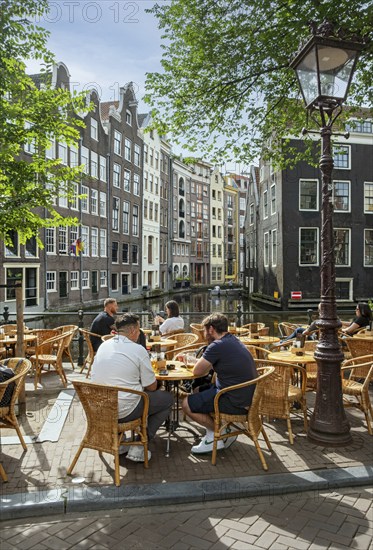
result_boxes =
[263,190,268,219]
[99,155,107,182]
[334,228,351,267]
[364,182,373,214]
[81,226,89,257]
[134,144,141,167]
[271,229,277,267]
[299,227,319,266]
[113,130,121,155]
[91,118,98,141]
[91,227,99,257]
[90,151,98,179]
[112,197,120,232]
[81,184,89,213]
[81,271,90,289]
[100,270,108,287]
[270,184,276,215]
[46,228,56,255]
[336,278,353,301]
[99,192,107,217]
[264,232,269,267]
[299,179,319,211]
[113,163,121,188]
[364,228,373,267]
[333,180,351,213]
[333,144,351,170]
[70,271,79,290]
[58,227,68,255]
[124,138,131,162]
[90,189,98,215]
[46,271,57,292]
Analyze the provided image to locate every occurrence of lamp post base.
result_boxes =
[308,426,352,447]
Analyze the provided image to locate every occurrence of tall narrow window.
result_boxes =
[300,228,318,265]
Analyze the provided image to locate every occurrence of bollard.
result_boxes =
[307,309,313,325]
[236,304,243,328]
[2,306,9,322]
[77,309,84,367]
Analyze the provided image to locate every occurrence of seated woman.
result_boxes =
[342,303,372,336]
[155,300,184,335]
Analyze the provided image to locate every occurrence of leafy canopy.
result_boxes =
[0,0,90,245]
[145,0,373,167]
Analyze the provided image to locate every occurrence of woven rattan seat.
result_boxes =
[67,380,149,486]
[255,359,308,445]
[341,354,373,434]
[210,366,275,469]
[0,358,32,452]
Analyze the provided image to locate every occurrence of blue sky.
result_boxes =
[28,1,164,111]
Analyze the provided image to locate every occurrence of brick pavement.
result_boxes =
[1,486,372,549]
[1,365,372,493]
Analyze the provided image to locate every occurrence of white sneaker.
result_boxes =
[126,445,151,463]
[191,435,224,454]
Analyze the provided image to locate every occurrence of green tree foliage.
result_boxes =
[145,0,372,166]
[0,0,89,245]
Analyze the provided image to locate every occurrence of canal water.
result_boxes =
[24,290,356,336]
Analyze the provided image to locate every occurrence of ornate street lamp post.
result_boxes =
[290,22,365,446]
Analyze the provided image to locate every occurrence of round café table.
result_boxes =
[267,350,315,364]
[0,333,36,357]
[155,360,199,457]
[240,335,280,346]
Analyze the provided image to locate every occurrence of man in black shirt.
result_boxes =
[89,298,118,352]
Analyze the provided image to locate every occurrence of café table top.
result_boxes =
[267,350,316,364]
[240,335,280,346]
[0,333,36,344]
[154,360,198,381]
[146,338,178,349]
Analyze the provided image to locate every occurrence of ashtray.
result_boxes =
[167,363,176,370]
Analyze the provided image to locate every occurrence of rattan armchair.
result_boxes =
[0,358,32,452]
[241,322,265,332]
[346,337,373,358]
[211,366,275,469]
[30,331,73,389]
[245,345,270,359]
[79,329,101,378]
[341,354,373,435]
[166,344,205,361]
[255,359,308,444]
[67,380,149,486]
[25,328,60,358]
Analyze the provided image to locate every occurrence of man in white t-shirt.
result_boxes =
[92,313,173,462]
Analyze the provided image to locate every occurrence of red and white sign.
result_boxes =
[291,291,302,300]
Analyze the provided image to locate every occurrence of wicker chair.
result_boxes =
[25,328,60,358]
[67,380,149,486]
[0,375,8,482]
[346,337,373,358]
[166,344,205,361]
[210,366,275,469]
[255,359,308,444]
[79,329,101,378]
[101,333,115,342]
[341,355,373,435]
[30,331,73,389]
[190,323,206,343]
[55,325,78,369]
[0,358,32,452]
[161,329,185,337]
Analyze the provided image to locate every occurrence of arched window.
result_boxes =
[173,265,179,279]
[179,198,185,217]
[179,177,185,196]
[179,220,185,239]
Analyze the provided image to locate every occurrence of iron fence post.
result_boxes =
[77,309,84,367]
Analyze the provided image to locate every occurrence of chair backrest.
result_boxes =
[255,358,296,418]
[165,333,198,348]
[79,328,100,361]
[241,322,266,332]
[189,323,205,342]
[0,358,31,408]
[166,343,205,361]
[56,324,78,335]
[303,340,318,352]
[278,322,300,338]
[37,331,73,359]
[162,329,185,337]
[0,324,17,335]
[33,329,60,345]
[245,345,270,358]
[346,338,373,358]
[102,333,115,341]
[342,354,373,381]
[72,380,149,453]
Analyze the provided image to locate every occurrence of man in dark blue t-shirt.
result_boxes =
[182,313,257,454]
